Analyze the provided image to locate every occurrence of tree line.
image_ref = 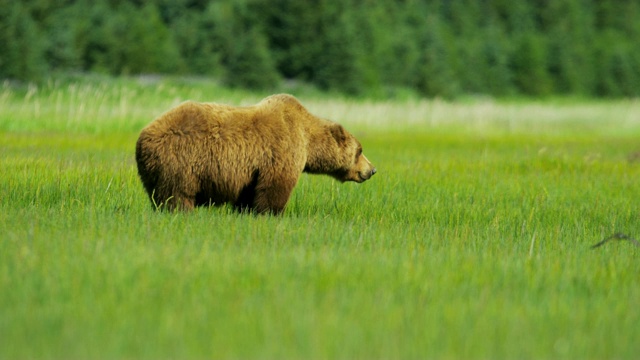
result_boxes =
[1,0,639,97]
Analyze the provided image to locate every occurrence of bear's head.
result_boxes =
[337,140,377,183]
[305,123,376,183]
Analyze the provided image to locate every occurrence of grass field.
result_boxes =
[1,76,639,359]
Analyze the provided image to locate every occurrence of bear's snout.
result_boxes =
[357,166,376,183]
[353,154,376,183]
[361,168,376,180]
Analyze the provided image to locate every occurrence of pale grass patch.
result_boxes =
[304,97,640,135]
[2,79,640,136]
[1,80,196,133]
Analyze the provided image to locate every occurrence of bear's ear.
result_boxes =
[330,124,347,144]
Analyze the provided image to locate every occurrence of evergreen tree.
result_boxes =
[208,0,279,89]
[479,24,513,96]
[378,3,421,91]
[171,8,222,75]
[121,3,184,74]
[0,1,47,80]
[314,1,368,94]
[41,4,84,72]
[82,1,183,75]
[594,30,639,97]
[260,0,322,81]
[540,0,596,95]
[445,0,487,94]
[415,12,459,98]
[511,33,552,96]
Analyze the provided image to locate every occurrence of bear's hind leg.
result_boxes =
[234,170,260,213]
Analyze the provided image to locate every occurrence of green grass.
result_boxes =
[1,76,639,359]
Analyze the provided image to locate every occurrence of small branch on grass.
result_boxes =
[105,177,113,194]
[591,233,640,249]
[528,231,537,258]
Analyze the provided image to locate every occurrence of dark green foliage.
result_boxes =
[259,0,321,81]
[2,0,640,98]
[0,1,47,80]
[313,2,368,94]
[169,7,222,76]
[511,33,552,96]
[206,1,279,89]
[541,0,597,95]
[81,1,184,75]
[594,30,640,97]
[40,4,84,71]
[415,13,459,98]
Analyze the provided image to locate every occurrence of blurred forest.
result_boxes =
[1,0,639,97]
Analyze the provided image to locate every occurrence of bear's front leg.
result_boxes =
[252,176,298,215]
[155,192,195,212]
[153,173,197,211]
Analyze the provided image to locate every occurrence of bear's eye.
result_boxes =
[355,147,362,160]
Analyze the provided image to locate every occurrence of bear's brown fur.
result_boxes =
[135,94,376,214]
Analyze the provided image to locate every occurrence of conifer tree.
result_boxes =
[0,1,46,80]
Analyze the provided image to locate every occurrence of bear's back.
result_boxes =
[143,101,258,136]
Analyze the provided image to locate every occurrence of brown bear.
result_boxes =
[135,94,376,214]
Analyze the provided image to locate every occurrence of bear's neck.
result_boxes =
[304,124,338,174]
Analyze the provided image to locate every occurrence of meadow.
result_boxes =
[1,76,639,359]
